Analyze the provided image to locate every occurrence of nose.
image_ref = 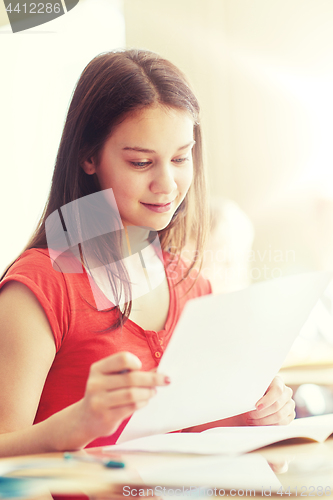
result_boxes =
[149,163,177,195]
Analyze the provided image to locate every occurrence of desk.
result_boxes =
[3,437,333,499]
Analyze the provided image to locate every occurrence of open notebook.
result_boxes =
[107,414,333,456]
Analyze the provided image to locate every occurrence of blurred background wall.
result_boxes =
[124,0,333,285]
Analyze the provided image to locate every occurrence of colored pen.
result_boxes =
[63,452,125,469]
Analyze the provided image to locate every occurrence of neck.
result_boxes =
[122,225,151,257]
[79,225,154,271]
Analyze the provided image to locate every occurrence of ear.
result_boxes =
[81,157,97,175]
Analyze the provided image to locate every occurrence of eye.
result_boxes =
[172,157,190,164]
[130,161,152,168]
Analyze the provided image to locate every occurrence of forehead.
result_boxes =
[108,106,195,148]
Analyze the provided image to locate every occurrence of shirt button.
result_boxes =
[155,352,161,358]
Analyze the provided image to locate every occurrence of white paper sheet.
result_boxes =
[118,272,332,443]
[110,415,333,455]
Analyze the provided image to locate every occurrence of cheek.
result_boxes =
[180,165,194,193]
[112,174,143,206]
[109,170,136,195]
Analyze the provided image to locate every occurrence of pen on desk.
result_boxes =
[63,452,125,469]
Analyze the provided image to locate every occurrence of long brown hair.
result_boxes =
[2,49,209,329]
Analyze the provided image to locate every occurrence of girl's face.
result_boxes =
[82,105,195,231]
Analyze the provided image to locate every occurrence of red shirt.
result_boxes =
[0,248,212,446]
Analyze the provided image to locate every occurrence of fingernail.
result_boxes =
[164,376,171,385]
[256,403,264,410]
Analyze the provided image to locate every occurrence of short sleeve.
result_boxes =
[0,249,70,352]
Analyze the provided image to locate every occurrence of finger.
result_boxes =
[255,377,290,410]
[267,460,290,474]
[278,410,296,425]
[250,397,295,422]
[247,401,296,426]
[248,390,294,419]
[106,399,151,425]
[90,387,156,414]
[257,408,296,426]
[106,387,157,408]
[102,370,170,392]
[92,352,142,375]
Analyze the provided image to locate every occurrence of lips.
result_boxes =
[141,200,175,213]
[144,202,172,206]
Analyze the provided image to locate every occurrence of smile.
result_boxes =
[140,200,175,213]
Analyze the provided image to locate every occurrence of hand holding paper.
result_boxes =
[246,375,295,425]
[117,272,332,444]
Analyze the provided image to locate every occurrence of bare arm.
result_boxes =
[0,281,56,433]
[0,281,168,456]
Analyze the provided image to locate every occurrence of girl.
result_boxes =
[0,49,295,456]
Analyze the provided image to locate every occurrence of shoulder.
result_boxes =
[0,248,70,351]
[4,247,58,273]
[1,248,69,295]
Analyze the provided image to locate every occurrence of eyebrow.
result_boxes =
[122,140,196,154]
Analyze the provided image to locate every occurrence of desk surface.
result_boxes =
[2,437,333,499]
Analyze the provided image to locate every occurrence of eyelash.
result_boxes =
[131,157,190,169]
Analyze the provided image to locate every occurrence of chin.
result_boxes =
[148,223,169,232]
[142,219,170,232]
[155,218,176,232]
[131,208,178,231]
